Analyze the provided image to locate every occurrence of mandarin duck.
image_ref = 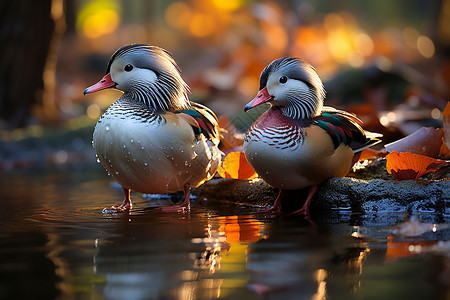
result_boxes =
[84,44,221,212]
[244,57,381,214]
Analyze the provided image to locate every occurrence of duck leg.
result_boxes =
[160,184,191,213]
[102,187,132,213]
[258,190,284,214]
[291,185,317,215]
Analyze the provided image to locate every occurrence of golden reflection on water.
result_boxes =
[189,215,264,298]
[90,210,265,300]
[311,269,327,300]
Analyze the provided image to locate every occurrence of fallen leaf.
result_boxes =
[386,151,449,180]
[439,142,450,159]
[218,116,245,154]
[385,127,444,158]
[217,151,258,180]
[358,147,387,162]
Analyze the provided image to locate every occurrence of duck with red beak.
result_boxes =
[84,44,221,213]
[244,57,381,214]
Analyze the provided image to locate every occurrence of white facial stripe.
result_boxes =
[133,68,158,83]
[264,71,323,119]
[110,66,158,87]
[268,77,310,100]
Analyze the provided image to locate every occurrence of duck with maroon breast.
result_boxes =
[244,57,381,214]
[84,44,221,213]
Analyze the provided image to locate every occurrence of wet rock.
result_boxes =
[196,178,278,208]
[315,178,449,215]
[196,177,450,216]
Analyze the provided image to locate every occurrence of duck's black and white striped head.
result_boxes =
[245,57,325,120]
[85,44,190,112]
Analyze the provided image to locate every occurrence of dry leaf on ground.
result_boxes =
[218,116,245,154]
[386,150,449,180]
[217,151,258,180]
[385,127,443,158]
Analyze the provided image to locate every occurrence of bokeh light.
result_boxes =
[417,35,435,58]
[76,0,121,38]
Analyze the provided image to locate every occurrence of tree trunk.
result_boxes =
[0,1,54,129]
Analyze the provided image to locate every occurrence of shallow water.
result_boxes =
[0,168,448,300]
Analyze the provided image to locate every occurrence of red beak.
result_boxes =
[244,87,273,112]
[83,73,116,95]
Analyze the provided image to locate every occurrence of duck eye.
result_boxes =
[124,64,133,72]
[279,75,287,83]
[279,76,288,84]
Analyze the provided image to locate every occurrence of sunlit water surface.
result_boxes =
[0,168,448,300]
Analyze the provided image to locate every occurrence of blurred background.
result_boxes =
[1,0,449,168]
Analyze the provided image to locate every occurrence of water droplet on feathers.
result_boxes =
[105,126,110,131]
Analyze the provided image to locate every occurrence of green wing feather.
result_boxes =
[315,107,381,152]
[180,102,221,145]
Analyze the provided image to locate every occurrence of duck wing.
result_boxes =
[315,106,382,153]
[179,102,221,145]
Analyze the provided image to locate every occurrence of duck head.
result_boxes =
[244,57,325,119]
[84,44,190,112]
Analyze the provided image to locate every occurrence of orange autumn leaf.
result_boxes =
[439,142,450,159]
[386,151,449,180]
[217,151,258,180]
[358,147,387,162]
[218,116,244,153]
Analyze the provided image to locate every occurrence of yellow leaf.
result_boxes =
[217,152,258,180]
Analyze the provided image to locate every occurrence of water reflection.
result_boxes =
[93,212,264,300]
[0,169,448,300]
